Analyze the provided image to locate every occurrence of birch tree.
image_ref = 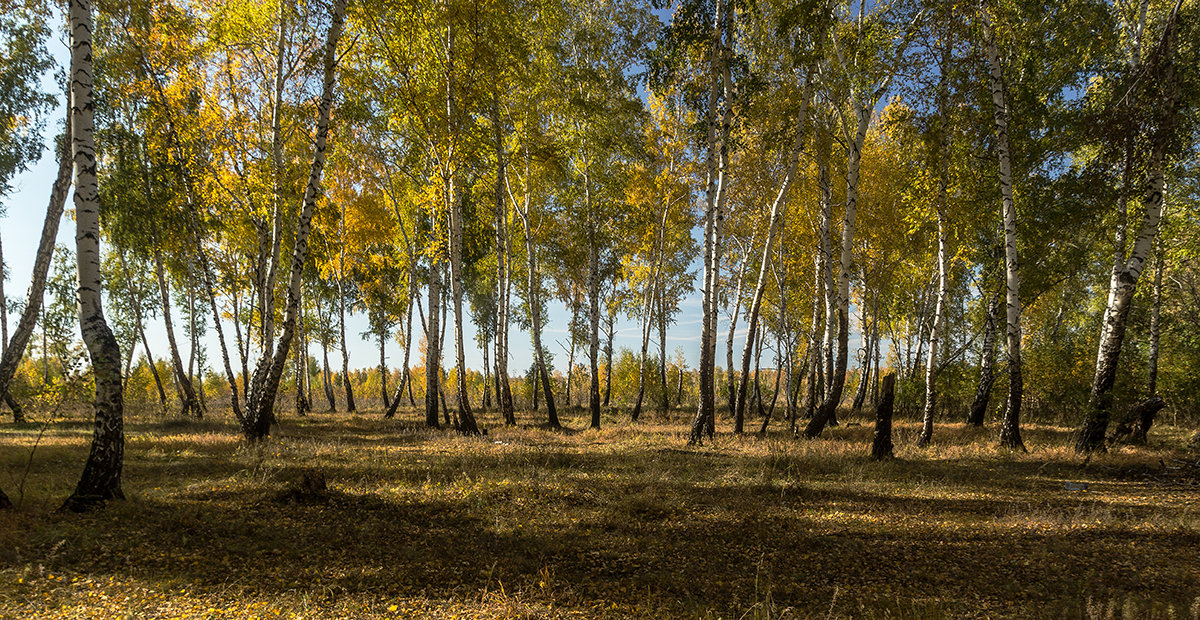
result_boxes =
[243,0,347,441]
[1076,0,1188,452]
[64,0,125,511]
[980,0,1025,451]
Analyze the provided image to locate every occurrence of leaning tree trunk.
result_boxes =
[1111,396,1165,445]
[735,103,808,433]
[968,285,1000,426]
[385,268,419,418]
[981,4,1025,451]
[404,288,417,407]
[515,166,559,428]
[1143,247,1164,440]
[154,249,198,418]
[64,0,124,510]
[1076,2,1181,452]
[243,0,346,441]
[0,106,71,424]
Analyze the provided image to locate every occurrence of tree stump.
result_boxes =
[871,374,896,460]
[1110,396,1165,445]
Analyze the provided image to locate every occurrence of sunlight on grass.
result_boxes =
[2,408,1199,618]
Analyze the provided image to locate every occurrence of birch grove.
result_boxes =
[0,0,1199,517]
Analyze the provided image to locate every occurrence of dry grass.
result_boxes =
[2,407,1199,619]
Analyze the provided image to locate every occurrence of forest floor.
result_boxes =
[1,406,1199,619]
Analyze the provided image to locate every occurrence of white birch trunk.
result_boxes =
[981,5,1025,450]
[65,0,125,509]
[244,0,346,440]
[690,0,730,443]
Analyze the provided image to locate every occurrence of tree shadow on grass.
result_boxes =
[6,443,1194,617]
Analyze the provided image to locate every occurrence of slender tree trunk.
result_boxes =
[481,338,492,410]
[0,232,7,357]
[803,221,825,422]
[871,304,881,407]
[447,174,478,434]
[602,304,615,408]
[1147,248,1163,398]
[806,100,871,439]
[917,33,954,445]
[659,296,670,416]
[632,287,652,421]
[244,0,346,441]
[426,264,441,427]
[261,0,289,361]
[316,298,337,412]
[851,306,872,415]
[198,254,241,421]
[379,325,390,411]
[338,220,356,413]
[404,288,416,407]
[917,208,949,447]
[0,116,71,425]
[690,0,731,443]
[725,242,751,418]
[322,345,336,412]
[231,287,249,403]
[154,249,198,418]
[64,0,124,510]
[564,312,577,406]
[492,100,515,426]
[735,118,806,432]
[515,168,558,428]
[677,364,685,405]
[294,295,309,415]
[587,195,601,429]
[981,4,1025,451]
[438,292,452,426]
[968,286,1000,426]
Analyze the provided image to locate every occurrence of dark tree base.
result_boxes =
[871,374,896,460]
[60,492,123,513]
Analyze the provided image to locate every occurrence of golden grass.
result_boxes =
[2,407,1199,619]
